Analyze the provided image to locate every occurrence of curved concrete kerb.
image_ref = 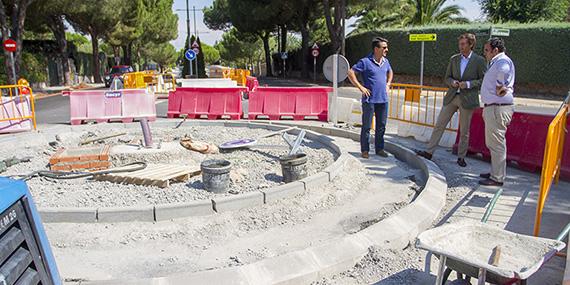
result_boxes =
[38,120,347,223]
[74,125,448,285]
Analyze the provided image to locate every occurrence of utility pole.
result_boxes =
[193,6,198,78]
[176,2,193,77]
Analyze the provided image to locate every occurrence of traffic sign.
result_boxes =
[280,52,288,60]
[312,49,319,57]
[323,54,349,83]
[311,43,319,50]
[409,33,437,42]
[3,39,16,52]
[193,47,200,55]
[184,49,196,61]
[491,27,510,37]
[192,41,200,48]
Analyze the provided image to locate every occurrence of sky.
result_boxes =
[170,0,483,50]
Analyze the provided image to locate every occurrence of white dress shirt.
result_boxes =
[481,52,515,105]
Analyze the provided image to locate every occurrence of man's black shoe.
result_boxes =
[479,178,503,187]
[480,173,491,179]
[415,150,432,160]
[457,158,467,167]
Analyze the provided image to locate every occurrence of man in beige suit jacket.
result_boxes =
[416,33,487,167]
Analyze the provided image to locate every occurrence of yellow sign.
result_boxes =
[409,34,437,42]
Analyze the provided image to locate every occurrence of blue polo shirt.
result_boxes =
[352,54,392,104]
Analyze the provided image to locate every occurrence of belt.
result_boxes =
[484,103,513,107]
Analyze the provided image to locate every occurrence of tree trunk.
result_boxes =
[90,32,102,83]
[322,0,345,54]
[261,32,273,77]
[280,25,287,53]
[122,43,132,66]
[0,0,33,84]
[49,15,71,86]
[300,23,310,79]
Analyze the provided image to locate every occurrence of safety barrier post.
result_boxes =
[534,93,570,236]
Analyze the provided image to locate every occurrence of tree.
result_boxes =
[215,28,263,68]
[27,0,73,85]
[196,37,206,78]
[105,0,144,65]
[408,0,469,25]
[349,0,415,35]
[0,0,36,84]
[202,43,220,65]
[203,0,231,31]
[140,42,177,70]
[479,0,570,23]
[322,0,347,54]
[66,0,122,83]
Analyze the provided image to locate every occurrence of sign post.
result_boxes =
[3,37,17,85]
[280,52,288,78]
[409,33,437,87]
[311,43,320,82]
[192,41,200,78]
[323,54,349,124]
[184,49,196,78]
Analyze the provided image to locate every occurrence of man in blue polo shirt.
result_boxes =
[347,37,393,159]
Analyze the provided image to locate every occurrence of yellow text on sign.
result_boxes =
[409,34,437,42]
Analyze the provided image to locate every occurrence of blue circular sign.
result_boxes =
[185,49,196,61]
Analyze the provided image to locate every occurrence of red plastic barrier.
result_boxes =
[248,87,331,121]
[167,87,246,120]
[65,89,156,125]
[246,76,259,92]
[454,108,570,180]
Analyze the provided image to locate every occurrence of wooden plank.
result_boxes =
[93,163,199,188]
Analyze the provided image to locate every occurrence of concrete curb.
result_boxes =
[39,207,97,223]
[75,126,448,285]
[37,120,348,223]
[154,200,215,221]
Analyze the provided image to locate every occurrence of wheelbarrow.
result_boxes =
[416,189,570,285]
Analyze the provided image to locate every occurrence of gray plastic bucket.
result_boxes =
[279,153,308,183]
[201,159,232,193]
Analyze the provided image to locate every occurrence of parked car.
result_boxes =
[104,65,134,87]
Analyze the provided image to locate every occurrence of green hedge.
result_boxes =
[308,23,570,87]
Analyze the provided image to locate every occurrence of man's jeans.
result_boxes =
[361,102,388,153]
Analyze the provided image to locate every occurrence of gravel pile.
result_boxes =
[1,125,336,208]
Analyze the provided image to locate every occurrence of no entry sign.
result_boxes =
[3,39,16,52]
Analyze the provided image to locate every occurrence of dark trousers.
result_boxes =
[361,102,388,152]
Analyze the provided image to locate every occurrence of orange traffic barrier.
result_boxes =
[387,83,457,131]
[0,80,37,133]
[534,94,569,236]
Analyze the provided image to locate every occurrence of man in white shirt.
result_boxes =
[479,37,515,186]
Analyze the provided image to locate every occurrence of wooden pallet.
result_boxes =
[94,163,200,188]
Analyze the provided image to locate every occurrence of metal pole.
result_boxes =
[332,54,338,124]
[186,0,191,78]
[420,41,425,87]
[7,30,17,85]
[313,57,316,82]
[193,6,198,78]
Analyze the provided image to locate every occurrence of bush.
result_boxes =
[20,52,48,83]
[300,23,570,87]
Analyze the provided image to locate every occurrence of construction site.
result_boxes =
[0,65,569,285]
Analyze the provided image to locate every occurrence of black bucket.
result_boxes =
[201,159,232,193]
[279,153,308,183]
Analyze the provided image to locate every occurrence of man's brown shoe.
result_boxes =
[415,150,432,160]
[361,151,369,159]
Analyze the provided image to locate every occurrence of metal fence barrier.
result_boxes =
[0,83,37,133]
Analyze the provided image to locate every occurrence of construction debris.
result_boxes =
[80,132,127,145]
[49,145,111,171]
[180,136,219,154]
